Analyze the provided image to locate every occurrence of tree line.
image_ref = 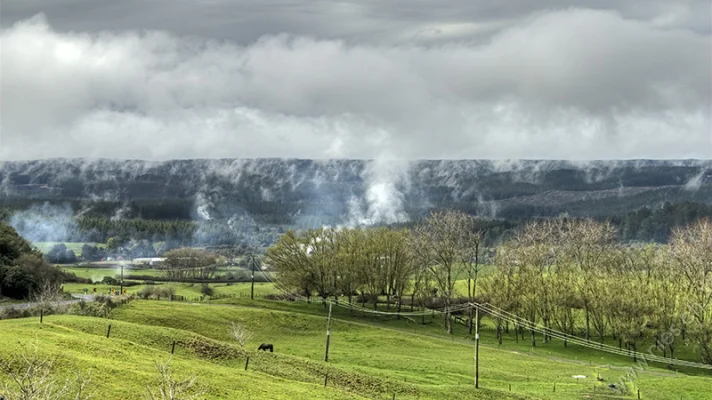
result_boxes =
[267,212,712,365]
[483,218,712,364]
[4,198,712,250]
[0,222,70,299]
[267,211,483,334]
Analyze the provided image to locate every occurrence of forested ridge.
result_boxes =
[1,159,711,247]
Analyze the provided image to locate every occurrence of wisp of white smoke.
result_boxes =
[9,203,79,243]
[347,157,410,226]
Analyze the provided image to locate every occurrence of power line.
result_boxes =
[254,254,472,316]
[472,302,712,370]
[253,255,712,370]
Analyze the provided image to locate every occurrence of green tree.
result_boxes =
[162,248,218,280]
[267,230,315,302]
[412,210,472,334]
[670,219,712,364]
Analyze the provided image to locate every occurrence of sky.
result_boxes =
[1,0,711,161]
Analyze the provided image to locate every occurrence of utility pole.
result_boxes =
[475,305,480,389]
[120,263,124,295]
[250,254,256,300]
[324,302,333,362]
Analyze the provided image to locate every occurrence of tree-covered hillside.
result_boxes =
[1,159,710,247]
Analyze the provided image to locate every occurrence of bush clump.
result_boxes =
[68,295,134,318]
[1,303,71,320]
[100,276,119,285]
[200,284,214,296]
[137,285,176,300]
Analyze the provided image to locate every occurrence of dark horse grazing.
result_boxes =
[257,343,274,352]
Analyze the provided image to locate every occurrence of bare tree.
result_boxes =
[161,248,218,281]
[413,210,472,334]
[32,279,63,306]
[230,322,254,347]
[0,340,92,400]
[144,358,205,400]
[335,228,366,305]
[461,227,483,334]
[559,218,617,340]
[267,230,315,302]
[670,219,712,364]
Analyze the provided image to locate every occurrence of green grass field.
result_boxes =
[60,281,276,299]
[61,266,163,281]
[60,265,251,280]
[3,282,711,399]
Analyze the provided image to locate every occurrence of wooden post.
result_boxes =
[324,373,328,387]
[250,255,255,300]
[324,302,333,362]
[171,341,176,354]
[40,309,43,324]
[638,389,641,399]
[553,383,556,392]
[474,305,480,389]
[245,356,249,371]
[106,324,112,338]
[120,264,124,297]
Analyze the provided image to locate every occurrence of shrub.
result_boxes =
[138,286,156,299]
[200,284,214,296]
[156,285,176,299]
[61,271,92,284]
[69,295,134,318]
[139,285,175,300]
[101,276,119,285]
[0,303,71,320]
[69,300,112,318]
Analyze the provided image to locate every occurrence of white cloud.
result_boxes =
[1,10,709,161]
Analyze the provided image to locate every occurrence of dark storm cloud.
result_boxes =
[0,2,710,161]
[3,0,709,44]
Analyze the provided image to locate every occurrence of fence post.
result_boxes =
[324,302,333,362]
[40,309,43,324]
[245,356,249,371]
[106,324,112,338]
[171,341,176,354]
[324,373,328,387]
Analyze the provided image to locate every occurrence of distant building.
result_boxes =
[132,257,166,266]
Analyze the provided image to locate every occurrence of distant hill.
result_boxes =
[1,159,711,246]
[1,158,710,221]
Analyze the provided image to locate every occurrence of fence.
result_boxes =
[164,293,267,303]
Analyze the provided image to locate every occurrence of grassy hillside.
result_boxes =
[2,295,711,399]
[0,318,366,400]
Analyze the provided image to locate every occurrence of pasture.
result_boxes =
[2,286,710,399]
[60,264,253,281]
